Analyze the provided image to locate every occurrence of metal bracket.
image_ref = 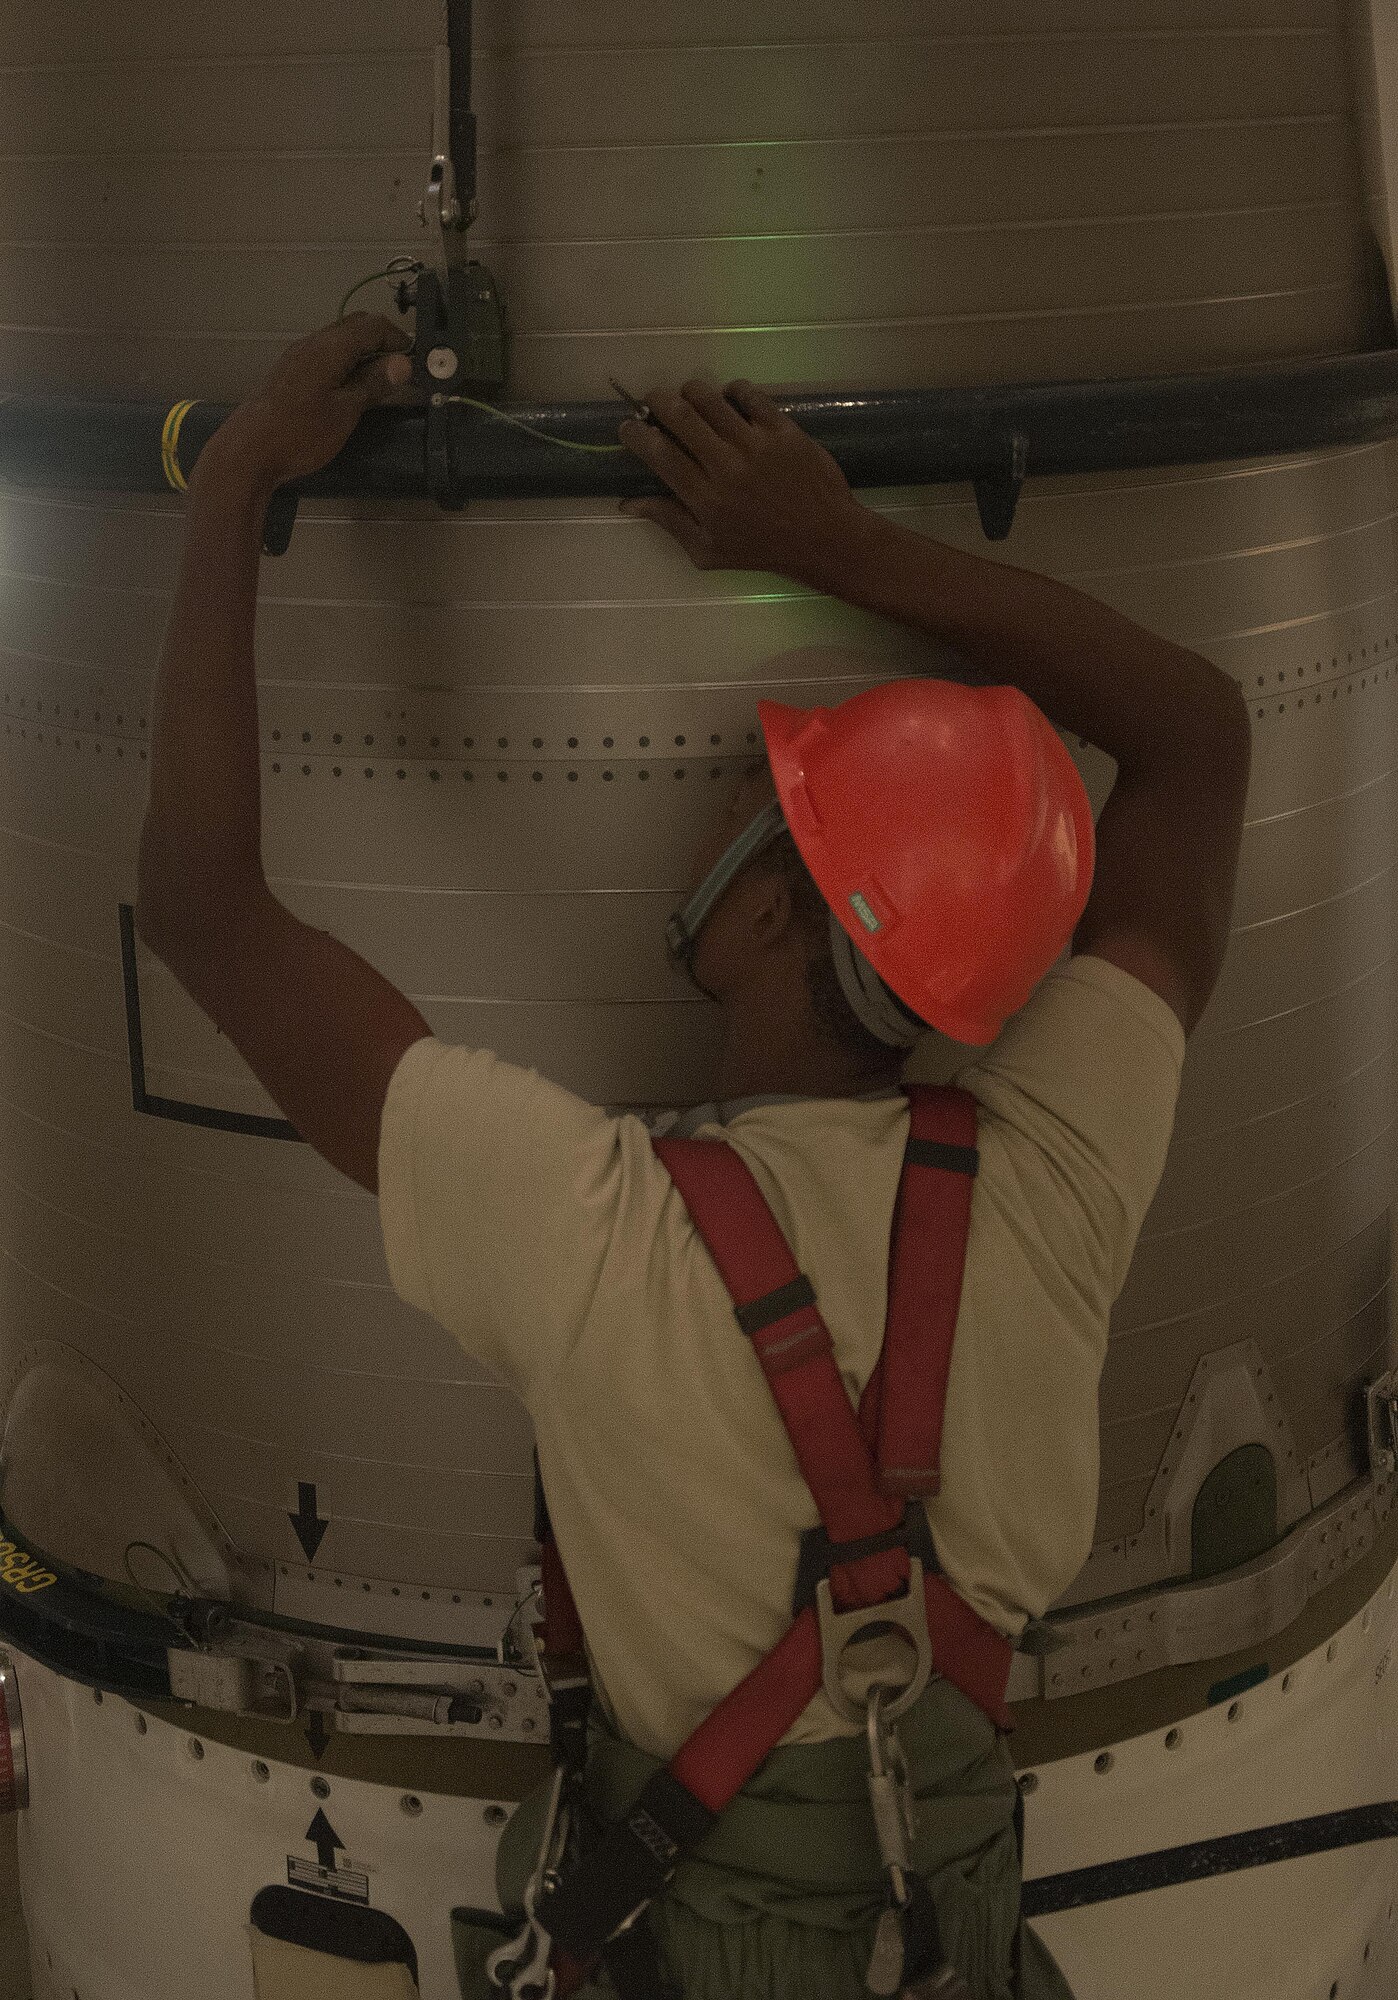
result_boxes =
[972,432,1029,541]
[422,40,466,288]
[165,1628,549,1741]
[167,1643,298,1724]
[414,262,508,506]
[412,15,506,507]
[1367,1373,1398,1473]
[1029,1464,1396,1701]
[325,1654,548,1742]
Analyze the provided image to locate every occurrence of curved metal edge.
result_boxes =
[0,1652,28,1811]
[2,347,1397,529]
[1006,1464,1397,1706]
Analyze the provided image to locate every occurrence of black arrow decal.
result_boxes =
[288,1482,328,1562]
[306,1809,344,1872]
[305,1712,331,1761]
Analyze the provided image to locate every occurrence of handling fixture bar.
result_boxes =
[2,346,1398,542]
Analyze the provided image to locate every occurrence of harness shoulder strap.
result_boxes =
[653,1132,907,1612]
[860,1084,979,1498]
[533,1117,1013,1994]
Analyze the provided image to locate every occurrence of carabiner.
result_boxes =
[485,1916,554,2000]
[485,1766,570,2000]
[865,1684,917,1906]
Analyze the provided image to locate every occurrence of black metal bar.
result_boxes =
[119,903,303,1143]
[0,1560,176,1702]
[0,1498,503,1704]
[446,0,476,217]
[3,347,1398,539]
[1022,1802,1398,1916]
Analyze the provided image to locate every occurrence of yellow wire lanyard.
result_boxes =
[160,399,197,492]
[158,384,624,492]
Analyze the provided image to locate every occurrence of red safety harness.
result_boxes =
[519,1085,1015,1999]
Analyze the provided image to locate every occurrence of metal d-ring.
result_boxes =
[816,1555,934,1726]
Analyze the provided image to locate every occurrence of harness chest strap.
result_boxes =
[532,1087,1013,1990]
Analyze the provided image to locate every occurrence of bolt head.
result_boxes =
[427,346,459,382]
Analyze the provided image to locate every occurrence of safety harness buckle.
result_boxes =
[792,1500,940,1618]
[533,1769,714,1966]
[816,1553,933,1727]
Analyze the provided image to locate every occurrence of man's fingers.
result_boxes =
[346,352,414,408]
[725,379,792,432]
[643,388,738,478]
[679,378,753,451]
[619,496,712,566]
[618,417,708,513]
[338,309,413,350]
[328,312,414,375]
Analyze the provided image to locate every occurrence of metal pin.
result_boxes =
[608,376,654,424]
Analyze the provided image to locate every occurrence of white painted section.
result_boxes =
[10,1553,1398,1998]
[13,1663,502,2000]
[1026,1555,1398,1999]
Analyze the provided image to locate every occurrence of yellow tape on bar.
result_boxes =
[160,399,198,492]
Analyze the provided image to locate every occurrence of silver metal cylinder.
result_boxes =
[0,0,1392,1717]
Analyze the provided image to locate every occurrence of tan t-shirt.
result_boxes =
[378,953,1185,1758]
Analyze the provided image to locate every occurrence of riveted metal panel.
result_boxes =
[0,3,1394,1707]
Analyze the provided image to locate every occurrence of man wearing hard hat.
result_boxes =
[137,320,1253,2000]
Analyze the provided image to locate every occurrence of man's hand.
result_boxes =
[139,308,430,1197]
[618,378,885,586]
[199,313,414,493]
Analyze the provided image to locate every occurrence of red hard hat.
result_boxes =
[758,679,1095,1046]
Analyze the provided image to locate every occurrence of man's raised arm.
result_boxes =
[618,377,1252,1037]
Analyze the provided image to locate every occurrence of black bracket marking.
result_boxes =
[1022,1800,1398,1917]
[288,1482,329,1562]
[119,903,303,1143]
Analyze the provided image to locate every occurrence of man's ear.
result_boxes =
[749,866,794,948]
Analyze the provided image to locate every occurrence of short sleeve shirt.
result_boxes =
[378,954,1185,1757]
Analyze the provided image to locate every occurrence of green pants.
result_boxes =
[454,1680,1074,2000]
